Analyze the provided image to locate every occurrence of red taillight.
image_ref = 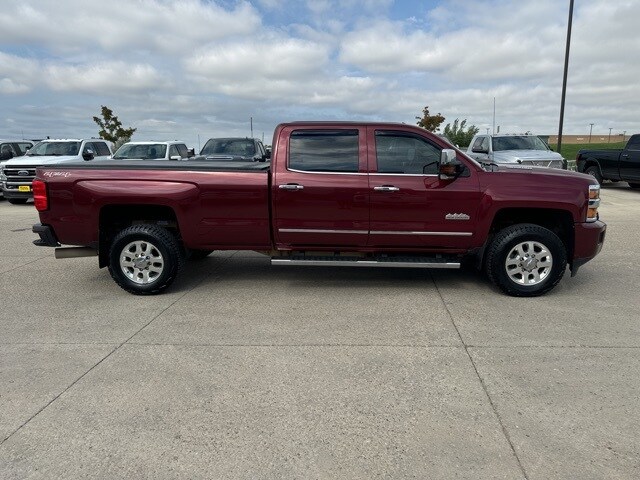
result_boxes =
[33,180,48,211]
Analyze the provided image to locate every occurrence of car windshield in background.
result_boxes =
[113,144,167,159]
[492,136,548,152]
[201,139,256,157]
[27,141,80,156]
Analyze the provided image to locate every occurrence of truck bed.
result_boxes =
[56,159,272,172]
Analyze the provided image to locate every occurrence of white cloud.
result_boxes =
[44,62,168,94]
[0,0,261,55]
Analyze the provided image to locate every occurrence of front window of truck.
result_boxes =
[27,141,80,156]
[492,136,549,152]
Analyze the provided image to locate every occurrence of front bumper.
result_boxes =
[3,188,33,200]
[570,220,606,276]
[33,223,60,247]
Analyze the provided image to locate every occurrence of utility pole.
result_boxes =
[608,128,612,143]
[556,0,574,156]
[250,117,253,139]
[492,97,496,135]
[589,123,594,143]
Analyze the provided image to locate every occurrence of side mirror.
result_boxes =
[265,149,271,159]
[82,149,95,161]
[472,145,489,154]
[439,149,463,180]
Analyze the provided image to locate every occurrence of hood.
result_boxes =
[493,149,564,164]
[3,155,82,166]
[494,163,593,181]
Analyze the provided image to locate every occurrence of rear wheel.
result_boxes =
[585,165,602,184]
[108,225,184,295]
[628,183,640,189]
[485,224,567,297]
[8,198,28,205]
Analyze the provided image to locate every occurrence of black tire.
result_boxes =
[628,183,640,189]
[485,223,567,297]
[108,225,184,295]
[585,165,602,184]
[188,249,214,260]
[8,198,28,205]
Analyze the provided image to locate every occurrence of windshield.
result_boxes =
[27,141,80,156]
[200,139,256,157]
[492,136,549,152]
[113,143,167,159]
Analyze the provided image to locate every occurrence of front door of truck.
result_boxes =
[619,135,640,182]
[273,127,369,248]
[367,128,481,249]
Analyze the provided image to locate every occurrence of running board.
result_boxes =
[271,256,460,269]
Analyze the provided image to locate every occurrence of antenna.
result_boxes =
[492,97,496,135]
[250,117,253,139]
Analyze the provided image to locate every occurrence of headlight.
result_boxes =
[587,184,600,222]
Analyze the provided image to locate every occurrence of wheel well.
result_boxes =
[582,159,600,172]
[99,205,179,267]
[485,208,574,263]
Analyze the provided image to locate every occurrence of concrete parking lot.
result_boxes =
[1,184,639,479]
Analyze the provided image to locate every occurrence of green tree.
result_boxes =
[415,106,445,132]
[92,106,136,149]
[443,118,479,148]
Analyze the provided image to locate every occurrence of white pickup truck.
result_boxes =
[467,134,567,170]
[1,138,112,204]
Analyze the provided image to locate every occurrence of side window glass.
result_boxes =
[472,137,484,151]
[375,132,441,175]
[169,145,179,157]
[176,144,188,157]
[94,142,110,156]
[626,135,640,151]
[17,143,32,155]
[289,130,359,173]
[83,142,95,154]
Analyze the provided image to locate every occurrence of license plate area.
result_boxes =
[18,185,31,192]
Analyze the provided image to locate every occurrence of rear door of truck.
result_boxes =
[271,125,369,247]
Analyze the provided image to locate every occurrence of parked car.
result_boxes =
[467,134,566,169]
[32,121,605,297]
[1,138,111,204]
[199,137,269,162]
[0,139,34,198]
[113,141,191,161]
[576,134,640,188]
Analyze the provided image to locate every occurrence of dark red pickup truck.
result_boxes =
[32,122,606,297]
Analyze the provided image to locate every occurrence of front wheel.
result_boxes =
[585,165,602,184]
[485,224,567,297]
[108,225,184,295]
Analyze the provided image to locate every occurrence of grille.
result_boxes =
[3,166,37,190]
[520,159,564,169]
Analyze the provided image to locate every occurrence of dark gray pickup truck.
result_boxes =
[576,134,640,188]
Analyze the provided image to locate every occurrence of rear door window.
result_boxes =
[288,130,359,173]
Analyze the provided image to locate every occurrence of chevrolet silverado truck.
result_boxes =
[32,122,606,297]
[467,134,567,169]
[576,134,640,188]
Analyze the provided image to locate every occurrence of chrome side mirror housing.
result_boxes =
[439,149,463,180]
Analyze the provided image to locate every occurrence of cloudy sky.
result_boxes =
[1,0,638,148]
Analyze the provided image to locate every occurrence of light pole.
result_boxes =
[608,128,612,143]
[556,0,574,156]
[623,131,626,142]
[589,123,594,143]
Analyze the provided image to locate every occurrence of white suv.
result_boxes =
[1,139,111,204]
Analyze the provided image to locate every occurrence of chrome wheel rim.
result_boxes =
[119,240,164,285]
[505,240,553,286]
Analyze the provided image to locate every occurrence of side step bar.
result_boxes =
[271,257,460,269]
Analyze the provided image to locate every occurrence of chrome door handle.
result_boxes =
[621,154,629,158]
[373,185,400,192]
[279,183,304,190]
